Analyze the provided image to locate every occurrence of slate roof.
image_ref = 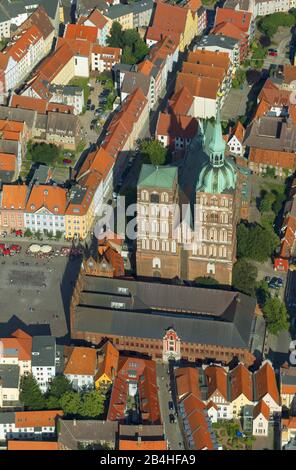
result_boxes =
[0,364,20,389]
[73,277,260,351]
[58,419,118,450]
[31,336,56,367]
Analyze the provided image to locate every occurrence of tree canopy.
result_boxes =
[263,296,289,335]
[237,222,279,262]
[140,139,167,166]
[232,259,258,296]
[20,374,45,410]
[258,12,295,37]
[107,22,149,65]
[78,391,105,418]
[27,142,61,165]
[194,276,220,287]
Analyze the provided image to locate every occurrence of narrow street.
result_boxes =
[156,364,184,451]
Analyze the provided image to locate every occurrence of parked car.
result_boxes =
[169,414,175,424]
[269,277,281,289]
[168,401,174,411]
[91,104,95,111]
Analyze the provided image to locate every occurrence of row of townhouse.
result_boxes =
[175,360,281,439]
[115,35,180,111]
[0,6,57,103]
[0,87,147,239]
[280,365,296,448]
[77,0,155,33]
[145,0,207,52]
[0,118,28,182]
[0,105,81,154]
[173,49,232,119]
[0,1,60,40]
[21,24,121,99]
[224,0,296,18]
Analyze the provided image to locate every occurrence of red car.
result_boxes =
[10,244,21,253]
[2,248,10,256]
[15,230,23,237]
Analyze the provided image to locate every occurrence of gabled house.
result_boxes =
[227,121,245,157]
[64,346,97,391]
[253,360,281,414]
[252,400,270,436]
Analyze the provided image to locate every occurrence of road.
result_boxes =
[156,363,184,451]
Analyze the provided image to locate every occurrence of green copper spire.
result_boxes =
[208,109,226,167]
[196,110,237,194]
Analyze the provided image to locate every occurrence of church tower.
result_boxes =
[187,112,238,285]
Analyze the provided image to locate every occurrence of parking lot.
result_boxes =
[0,241,81,339]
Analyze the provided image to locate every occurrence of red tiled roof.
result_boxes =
[25,185,68,215]
[119,440,167,450]
[64,24,98,44]
[254,362,280,405]
[156,112,198,139]
[15,410,63,428]
[204,365,228,401]
[169,86,194,115]
[150,1,188,34]
[0,153,17,172]
[249,147,296,171]
[92,45,121,62]
[176,72,219,99]
[212,21,247,41]
[10,95,74,115]
[1,329,32,361]
[229,363,253,401]
[214,8,252,33]
[187,49,230,72]
[86,9,108,29]
[175,367,200,401]
[78,147,114,180]
[253,400,270,420]
[4,25,43,63]
[1,184,27,210]
[64,346,97,376]
[8,441,59,451]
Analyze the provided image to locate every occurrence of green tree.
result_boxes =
[24,228,33,238]
[79,391,105,418]
[46,395,61,410]
[20,374,45,410]
[30,143,61,165]
[256,280,270,307]
[259,192,276,213]
[107,21,124,48]
[140,139,167,166]
[237,222,279,262]
[122,46,135,65]
[232,259,258,296]
[263,296,289,335]
[59,391,81,416]
[48,376,72,399]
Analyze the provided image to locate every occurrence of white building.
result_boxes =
[31,336,62,393]
[252,401,269,436]
[0,329,32,376]
[227,121,245,157]
[0,410,62,441]
[0,25,45,97]
[64,347,97,391]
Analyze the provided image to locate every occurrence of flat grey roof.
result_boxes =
[32,335,56,367]
[0,364,20,389]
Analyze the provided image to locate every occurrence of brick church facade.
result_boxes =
[136,113,244,285]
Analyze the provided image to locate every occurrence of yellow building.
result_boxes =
[95,341,119,389]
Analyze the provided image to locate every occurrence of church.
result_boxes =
[136,112,244,285]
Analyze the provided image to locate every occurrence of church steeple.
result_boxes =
[208,109,226,168]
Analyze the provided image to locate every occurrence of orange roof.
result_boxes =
[182,61,225,83]
[64,24,98,44]
[8,441,59,451]
[156,112,198,139]
[0,153,16,172]
[86,9,108,29]
[64,346,97,376]
[37,42,74,82]
[138,60,155,76]
[204,365,228,401]
[169,86,194,115]
[214,8,252,33]
[230,121,245,143]
[15,410,63,428]
[146,26,181,46]
[249,147,296,171]
[182,394,214,450]
[176,73,219,99]
[229,363,253,401]
[10,95,74,115]
[206,400,218,411]
[187,49,230,72]
[57,37,92,58]
[212,21,247,42]
[1,329,32,361]
[1,184,27,210]
[281,384,296,394]
[253,400,270,421]
[5,25,43,63]
[151,2,188,34]
[96,341,119,382]
[119,440,167,450]
[186,0,202,12]
[282,416,296,429]
[175,367,200,400]
[0,119,24,133]
[254,362,280,405]
[283,65,296,84]
[25,185,68,215]
[78,147,114,180]
[92,45,121,62]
